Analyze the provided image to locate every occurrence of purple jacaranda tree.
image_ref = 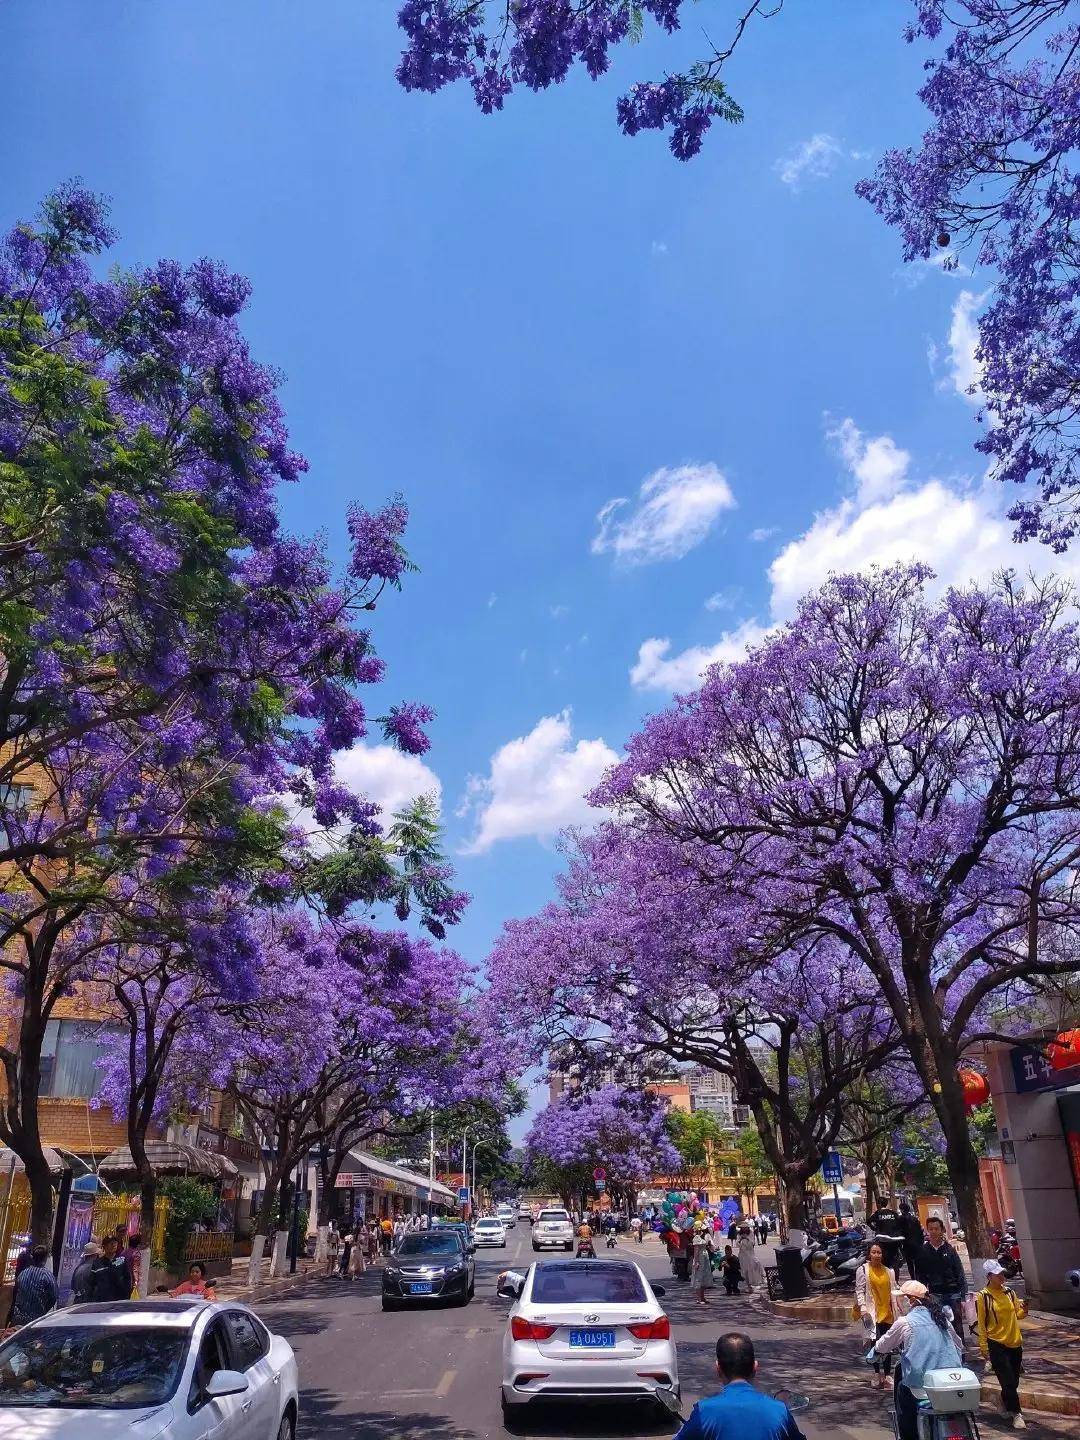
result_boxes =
[485,822,908,1236]
[0,184,439,1240]
[213,912,509,1278]
[597,564,1080,1252]
[525,1085,680,1211]
[857,3,1080,550]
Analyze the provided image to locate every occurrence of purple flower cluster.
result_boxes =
[395,1,748,159]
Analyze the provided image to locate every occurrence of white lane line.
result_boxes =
[465,1326,479,1339]
[435,1369,457,1397]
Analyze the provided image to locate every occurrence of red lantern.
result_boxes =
[1048,1030,1080,1072]
[958,1068,989,1110]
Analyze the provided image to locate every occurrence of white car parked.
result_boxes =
[0,1297,299,1439]
[473,1217,508,1248]
[498,1258,678,1416]
[531,1207,574,1252]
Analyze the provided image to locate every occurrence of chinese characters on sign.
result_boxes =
[1009,1046,1057,1094]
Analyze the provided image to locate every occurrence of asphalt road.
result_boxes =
[254,1229,1071,1440]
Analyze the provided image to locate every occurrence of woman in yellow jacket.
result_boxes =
[976,1258,1028,1429]
[855,1242,899,1390]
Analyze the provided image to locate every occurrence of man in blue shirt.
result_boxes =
[674,1333,805,1440]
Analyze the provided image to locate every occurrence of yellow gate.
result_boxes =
[91,1195,170,1262]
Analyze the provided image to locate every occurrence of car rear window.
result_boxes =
[396,1234,461,1256]
[537,1210,569,1222]
[531,1264,647,1304]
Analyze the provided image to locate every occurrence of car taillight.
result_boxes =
[628,1316,671,1341]
[511,1317,558,1341]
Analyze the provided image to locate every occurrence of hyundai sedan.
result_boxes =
[382,1230,475,1309]
[0,1297,298,1439]
[498,1259,678,1417]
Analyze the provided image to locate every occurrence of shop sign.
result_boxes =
[1010,1045,1057,1094]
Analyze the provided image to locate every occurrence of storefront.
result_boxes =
[330,1150,456,1227]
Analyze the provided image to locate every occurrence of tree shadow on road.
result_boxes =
[300,1392,478,1440]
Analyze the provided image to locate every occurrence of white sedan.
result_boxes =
[498,1258,678,1417]
[473,1217,508,1248]
[0,1296,298,1438]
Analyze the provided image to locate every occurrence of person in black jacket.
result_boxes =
[898,1202,924,1280]
[867,1200,906,1277]
[88,1236,133,1301]
[916,1216,968,1337]
[70,1241,101,1303]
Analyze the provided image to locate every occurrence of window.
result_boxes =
[0,784,35,844]
[531,1264,647,1305]
[223,1311,265,1371]
[39,1020,121,1099]
[188,1319,230,1412]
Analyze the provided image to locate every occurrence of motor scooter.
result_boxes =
[882,1365,983,1440]
[575,1235,596,1258]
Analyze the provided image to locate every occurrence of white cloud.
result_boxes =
[631,415,1080,694]
[458,710,617,853]
[592,462,735,565]
[651,240,669,257]
[749,526,778,543]
[768,416,1080,621]
[549,603,570,619]
[704,587,741,612]
[826,416,910,504]
[631,621,770,692]
[334,743,442,822]
[291,743,441,851]
[487,592,498,608]
[946,289,985,403]
[774,133,844,188]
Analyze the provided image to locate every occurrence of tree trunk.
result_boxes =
[939,1100,990,1258]
[247,1233,267,1288]
[138,1177,156,1298]
[782,1176,809,1242]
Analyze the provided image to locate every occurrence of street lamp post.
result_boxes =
[471,1139,494,1213]
[461,1126,474,1217]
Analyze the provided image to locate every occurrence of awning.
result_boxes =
[0,1146,67,1177]
[337,1150,456,1202]
[98,1142,238,1182]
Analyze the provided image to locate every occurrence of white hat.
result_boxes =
[984,1258,1007,1276]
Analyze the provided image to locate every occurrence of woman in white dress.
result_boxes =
[690,1224,715,1306]
[736,1225,764,1290]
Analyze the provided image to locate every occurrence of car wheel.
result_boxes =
[381,1296,399,1311]
[531,1243,539,1252]
[276,1409,296,1440]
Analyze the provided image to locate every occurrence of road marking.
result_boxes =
[465,1326,479,1338]
[435,1369,456,1397]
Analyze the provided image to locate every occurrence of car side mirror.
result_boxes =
[205,1369,249,1399]
[496,1270,525,1300]
[652,1285,666,1297]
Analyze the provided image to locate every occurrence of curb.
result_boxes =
[757,1295,852,1327]
[1015,1384,1080,1419]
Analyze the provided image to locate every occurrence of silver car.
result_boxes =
[498,1259,678,1416]
[531,1207,574,1252]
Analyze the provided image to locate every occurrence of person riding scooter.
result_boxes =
[576,1220,596,1258]
[868,1280,964,1440]
[603,1214,618,1248]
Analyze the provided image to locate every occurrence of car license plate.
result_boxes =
[410,1282,433,1294]
[569,1329,616,1347]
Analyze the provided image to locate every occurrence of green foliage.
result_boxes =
[665,1108,726,1170]
[733,1126,774,1189]
[158,1176,219,1271]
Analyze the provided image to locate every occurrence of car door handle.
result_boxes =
[241,1399,253,1412]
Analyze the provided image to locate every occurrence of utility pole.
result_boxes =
[428,1109,435,1219]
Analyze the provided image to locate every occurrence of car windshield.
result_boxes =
[0,1325,189,1409]
[538,1211,569,1223]
[396,1235,461,1256]
[532,1264,647,1304]
[476,1221,501,1229]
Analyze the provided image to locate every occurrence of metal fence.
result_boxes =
[0,1196,31,1285]
[183,1231,234,1263]
[91,1195,170,1261]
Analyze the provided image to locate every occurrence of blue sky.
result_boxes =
[5,1,1057,1132]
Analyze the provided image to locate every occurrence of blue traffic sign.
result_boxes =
[821,1151,843,1184]
[457,1186,470,1202]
